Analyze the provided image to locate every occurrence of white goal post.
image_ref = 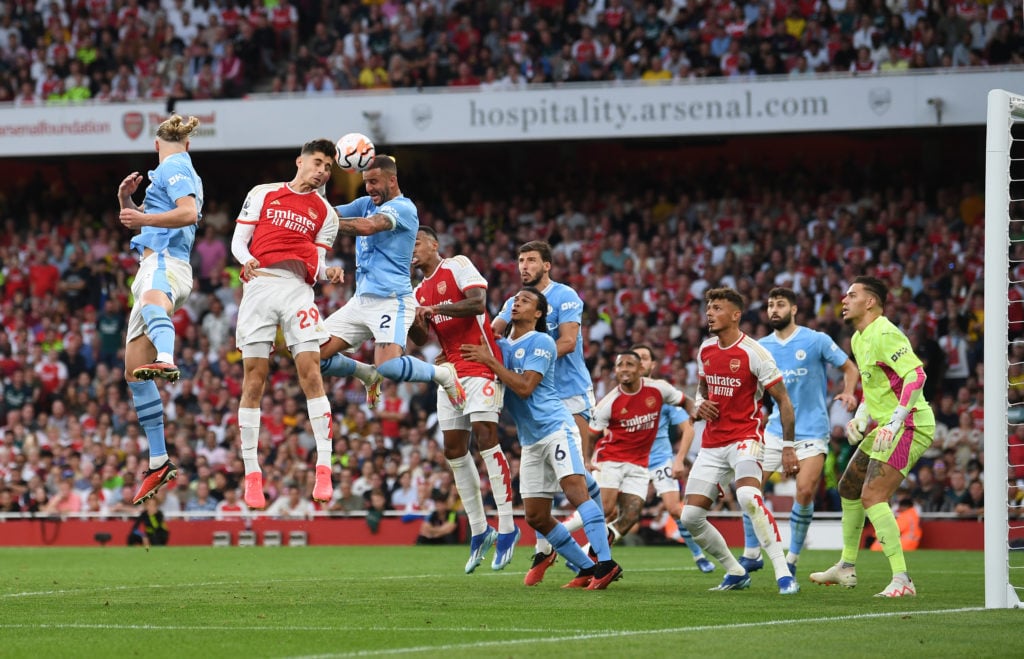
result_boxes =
[984,88,1024,609]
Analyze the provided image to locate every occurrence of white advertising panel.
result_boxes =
[0,70,1019,156]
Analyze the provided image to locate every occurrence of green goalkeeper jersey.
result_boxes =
[851,315,935,427]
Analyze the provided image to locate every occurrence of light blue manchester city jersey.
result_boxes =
[759,326,849,440]
[498,330,575,446]
[499,280,591,398]
[335,195,417,297]
[131,152,203,261]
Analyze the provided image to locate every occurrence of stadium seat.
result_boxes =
[212,530,232,547]
[238,530,257,547]
[263,530,282,547]
[288,530,308,546]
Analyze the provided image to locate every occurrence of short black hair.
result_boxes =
[301,138,336,160]
[419,226,438,241]
[705,287,745,310]
[852,275,888,307]
[367,154,397,175]
[767,287,798,305]
[615,350,642,363]
[519,240,552,264]
[516,286,549,335]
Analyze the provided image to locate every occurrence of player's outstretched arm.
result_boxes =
[461,339,542,398]
[429,287,486,319]
[117,172,142,211]
[336,213,394,236]
[120,195,198,231]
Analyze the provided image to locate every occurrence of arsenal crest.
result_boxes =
[645,396,657,409]
[309,208,318,220]
[123,112,144,140]
[437,281,447,296]
[729,359,741,372]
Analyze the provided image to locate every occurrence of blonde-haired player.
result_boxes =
[119,114,203,505]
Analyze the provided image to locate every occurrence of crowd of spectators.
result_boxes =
[0,0,1022,105]
[0,137,1005,533]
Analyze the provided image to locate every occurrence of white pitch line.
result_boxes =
[0,567,695,597]
[0,606,987,641]
[0,578,329,599]
[0,623,557,633]
[290,607,989,658]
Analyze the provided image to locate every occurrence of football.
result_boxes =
[335,132,376,172]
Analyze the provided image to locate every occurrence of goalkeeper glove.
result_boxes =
[873,406,909,453]
[845,403,870,446]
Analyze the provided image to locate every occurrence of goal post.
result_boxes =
[984,88,1024,609]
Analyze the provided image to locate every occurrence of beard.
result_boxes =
[522,272,542,287]
[768,312,792,331]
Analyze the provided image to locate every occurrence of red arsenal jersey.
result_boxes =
[414,256,501,379]
[236,182,338,284]
[590,378,685,467]
[698,333,782,449]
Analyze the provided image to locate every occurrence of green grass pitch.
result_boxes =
[1,546,1019,658]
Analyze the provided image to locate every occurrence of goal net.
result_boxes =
[985,88,1024,609]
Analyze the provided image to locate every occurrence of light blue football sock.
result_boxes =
[543,523,594,572]
[586,472,602,508]
[579,499,612,562]
[789,502,814,558]
[129,380,166,465]
[321,353,357,377]
[140,304,175,359]
[377,356,436,382]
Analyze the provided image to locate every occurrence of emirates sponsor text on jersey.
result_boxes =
[266,207,317,233]
[620,411,659,431]
[706,373,743,396]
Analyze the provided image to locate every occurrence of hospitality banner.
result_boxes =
[0,70,1019,156]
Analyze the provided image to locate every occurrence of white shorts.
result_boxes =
[595,460,650,499]
[561,387,596,422]
[648,458,680,496]
[324,294,415,348]
[684,441,765,500]
[235,275,327,356]
[126,252,193,345]
[437,375,504,431]
[761,431,828,473]
[519,422,586,499]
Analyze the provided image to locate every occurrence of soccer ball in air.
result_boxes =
[335,132,376,172]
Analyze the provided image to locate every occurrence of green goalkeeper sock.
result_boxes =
[866,502,907,575]
[840,497,866,565]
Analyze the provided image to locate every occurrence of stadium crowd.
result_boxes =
[0,0,1022,104]
[0,142,1004,531]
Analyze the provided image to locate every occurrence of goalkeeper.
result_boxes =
[809,276,935,598]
